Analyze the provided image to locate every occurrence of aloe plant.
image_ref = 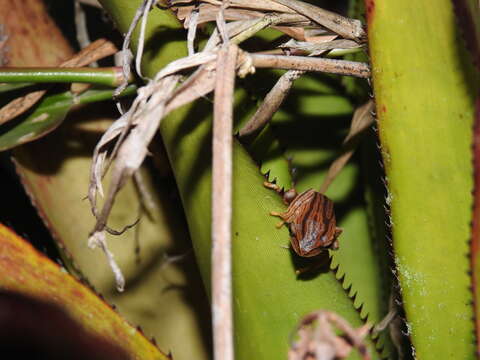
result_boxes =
[0,0,479,359]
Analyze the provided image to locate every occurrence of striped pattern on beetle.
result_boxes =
[265,182,342,257]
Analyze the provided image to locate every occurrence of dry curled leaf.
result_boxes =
[279,38,362,56]
[211,42,239,360]
[88,75,180,290]
[90,0,368,291]
[0,39,118,125]
[289,310,371,360]
[271,0,366,42]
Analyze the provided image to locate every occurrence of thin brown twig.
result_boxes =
[271,0,366,42]
[135,0,155,79]
[114,0,150,98]
[212,44,238,360]
[216,0,231,43]
[250,54,370,78]
[239,36,363,139]
[289,310,371,360]
[74,1,95,58]
[88,75,179,291]
[88,0,371,303]
[238,69,303,140]
[279,38,361,56]
[191,5,311,28]
[186,6,200,55]
[77,0,101,7]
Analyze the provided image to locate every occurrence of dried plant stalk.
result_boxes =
[75,1,93,52]
[238,69,303,140]
[250,54,370,78]
[289,310,371,360]
[171,0,295,14]
[212,43,238,360]
[88,0,371,315]
[280,39,361,56]
[77,0,101,7]
[271,0,365,42]
[88,75,179,291]
[238,34,363,139]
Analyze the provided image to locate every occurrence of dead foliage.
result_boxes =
[86,0,372,329]
[289,310,371,360]
[0,39,118,125]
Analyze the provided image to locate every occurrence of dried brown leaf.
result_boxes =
[164,61,217,112]
[271,0,366,42]
[171,0,314,29]
[0,39,117,125]
[0,90,48,126]
[280,38,361,56]
[289,310,371,360]
[239,69,303,140]
[170,0,294,13]
[88,76,179,291]
[239,34,351,140]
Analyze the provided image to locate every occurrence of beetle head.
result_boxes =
[283,189,298,204]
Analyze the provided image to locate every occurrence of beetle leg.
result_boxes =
[263,181,282,193]
[269,211,286,228]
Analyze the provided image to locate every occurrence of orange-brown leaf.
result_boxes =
[0,223,169,360]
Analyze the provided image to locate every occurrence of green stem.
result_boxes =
[0,67,129,87]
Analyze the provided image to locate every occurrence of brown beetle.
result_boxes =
[265,182,342,257]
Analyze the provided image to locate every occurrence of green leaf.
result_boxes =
[0,85,136,151]
[0,223,169,360]
[98,1,382,358]
[14,110,212,360]
[268,71,394,357]
[247,124,292,190]
[366,0,479,357]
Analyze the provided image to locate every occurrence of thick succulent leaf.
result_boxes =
[4,2,212,359]
[366,0,479,358]
[0,291,131,360]
[452,0,480,70]
[359,130,396,358]
[472,94,480,356]
[0,0,73,66]
[247,124,292,190]
[0,86,136,151]
[458,0,480,352]
[0,223,169,360]
[268,71,393,357]
[99,1,381,359]
[14,115,212,360]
